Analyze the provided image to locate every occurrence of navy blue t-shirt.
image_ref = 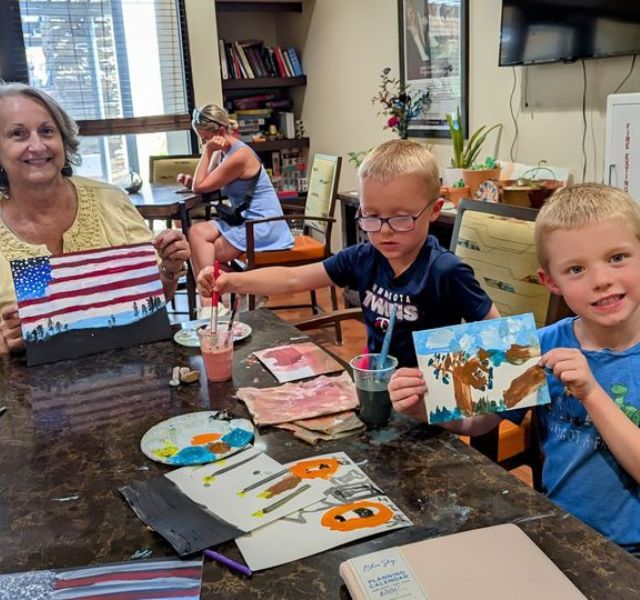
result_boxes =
[323,236,493,367]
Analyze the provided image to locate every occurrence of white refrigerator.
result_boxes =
[604,93,640,201]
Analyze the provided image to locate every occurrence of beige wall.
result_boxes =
[185,0,223,107]
[192,0,640,223]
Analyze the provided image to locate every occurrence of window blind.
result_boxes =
[2,0,193,136]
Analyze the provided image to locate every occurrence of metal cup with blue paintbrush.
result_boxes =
[349,305,399,428]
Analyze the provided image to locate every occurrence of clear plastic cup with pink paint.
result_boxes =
[197,326,234,382]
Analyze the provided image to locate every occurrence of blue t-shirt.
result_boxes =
[323,236,493,368]
[505,317,640,551]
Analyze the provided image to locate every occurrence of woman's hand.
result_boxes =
[153,230,190,279]
[176,173,193,189]
[388,367,428,422]
[203,136,229,153]
[197,266,235,299]
[0,304,24,355]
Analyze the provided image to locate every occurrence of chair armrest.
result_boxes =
[295,307,364,332]
[244,216,336,267]
[244,215,336,227]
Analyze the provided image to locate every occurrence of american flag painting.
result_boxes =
[10,243,172,366]
[0,558,203,600]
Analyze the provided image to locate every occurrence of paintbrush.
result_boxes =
[211,260,221,339]
[237,468,290,496]
[227,293,239,333]
[207,448,260,478]
[378,304,397,369]
[251,483,311,517]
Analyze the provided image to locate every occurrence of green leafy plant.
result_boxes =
[347,150,371,169]
[446,107,501,168]
[470,156,498,170]
[452,179,466,188]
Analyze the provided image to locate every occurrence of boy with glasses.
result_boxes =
[198,140,498,366]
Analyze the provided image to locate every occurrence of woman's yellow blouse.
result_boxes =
[0,176,153,313]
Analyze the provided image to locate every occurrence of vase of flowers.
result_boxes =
[372,67,431,139]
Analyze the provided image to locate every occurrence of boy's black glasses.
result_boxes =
[192,108,223,128]
[356,205,430,232]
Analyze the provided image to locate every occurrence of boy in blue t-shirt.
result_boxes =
[197,139,498,367]
[389,183,640,552]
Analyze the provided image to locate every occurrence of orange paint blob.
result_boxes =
[288,457,341,480]
[320,500,393,531]
[191,432,222,445]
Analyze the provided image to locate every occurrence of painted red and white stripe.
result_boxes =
[53,558,202,600]
[13,244,163,333]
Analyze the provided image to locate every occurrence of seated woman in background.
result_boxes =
[179,104,293,308]
[0,82,190,355]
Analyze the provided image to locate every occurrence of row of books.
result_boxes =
[226,93,292,111]
[232,110,296,142]
[219,39,303,80]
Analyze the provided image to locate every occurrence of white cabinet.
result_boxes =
[604,93,640,201]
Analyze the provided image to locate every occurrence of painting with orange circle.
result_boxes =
[235,452,412,571]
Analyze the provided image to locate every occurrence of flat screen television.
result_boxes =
[499,1,640,66]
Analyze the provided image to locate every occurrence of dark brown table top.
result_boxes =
[128,183,202,220]
[1,309,639,599]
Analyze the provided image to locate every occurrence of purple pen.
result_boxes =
[204,549,252,577]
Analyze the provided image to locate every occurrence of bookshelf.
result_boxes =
[215,0,308,199]
[216,1,303,13]
[221,76,306,91]
[247,137,309,152]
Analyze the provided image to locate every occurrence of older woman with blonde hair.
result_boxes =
[180,103,293,311]
[0,82,190,355]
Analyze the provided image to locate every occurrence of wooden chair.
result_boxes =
[149,155,202,319]
[237,154,344,341]
[450,199,572,488]
[149,154,216,222]
[149,154,200,185]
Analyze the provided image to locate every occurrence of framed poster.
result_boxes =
[398,0,468,138]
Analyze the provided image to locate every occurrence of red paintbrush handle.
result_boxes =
[212,260,220,307]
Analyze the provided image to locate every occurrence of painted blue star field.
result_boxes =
[9,257,53,302]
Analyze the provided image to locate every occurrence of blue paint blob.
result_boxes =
[222,428,254,448]
[168,446,215,465]
[487,349,507,367]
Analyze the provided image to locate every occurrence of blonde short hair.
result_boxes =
[535,183,640,269]
[358,139,441,202]
[0,82,80,193]
[192,103,233,132]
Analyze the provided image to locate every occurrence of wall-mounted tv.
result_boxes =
[499,1,640,66]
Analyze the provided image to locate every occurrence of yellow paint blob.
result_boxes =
[202,475,216,487]
[153,440,178,458]
[251,510,265,518]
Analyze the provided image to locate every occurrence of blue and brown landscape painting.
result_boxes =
[412,313,551,424]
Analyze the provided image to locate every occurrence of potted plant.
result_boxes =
[445,108,501,194]
[462,156,502,197]
[441,178,471,208]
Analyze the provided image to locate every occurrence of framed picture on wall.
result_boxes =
[398,0,468,138]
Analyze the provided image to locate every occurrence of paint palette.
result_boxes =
[141,411,254,465]
[173,321,252,347]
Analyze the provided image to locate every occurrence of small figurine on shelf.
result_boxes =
[294,118,305,139]
[267,124,281,141]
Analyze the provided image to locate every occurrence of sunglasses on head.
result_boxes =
[192,108,224,128]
